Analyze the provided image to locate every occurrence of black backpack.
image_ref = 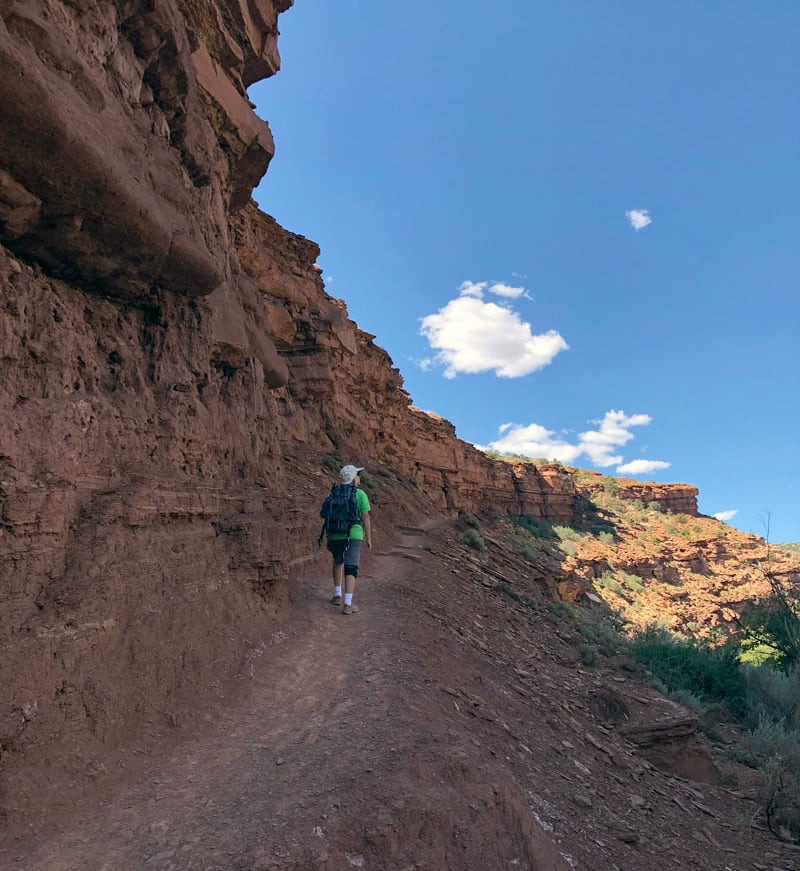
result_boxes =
[319,483,361,538]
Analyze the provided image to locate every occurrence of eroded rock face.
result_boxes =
[0,0,289,301]
[0,0,702,826]
[577,470,699,516]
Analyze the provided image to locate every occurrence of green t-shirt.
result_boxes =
[327,487,371,541]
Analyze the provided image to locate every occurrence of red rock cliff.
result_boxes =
[0,0,699,822]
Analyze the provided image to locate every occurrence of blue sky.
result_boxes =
[250,1,800,543]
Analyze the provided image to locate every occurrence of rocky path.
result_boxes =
[6,524,564,870]
[5,521,799,871]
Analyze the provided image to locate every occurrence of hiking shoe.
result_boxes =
[341,604,359,616]
[330,595,342,606]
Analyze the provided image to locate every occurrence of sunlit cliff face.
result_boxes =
[0,0,291,303]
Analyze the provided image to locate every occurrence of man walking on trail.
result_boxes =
[325,465,371,615]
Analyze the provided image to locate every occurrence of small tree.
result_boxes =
[738,574,800,672]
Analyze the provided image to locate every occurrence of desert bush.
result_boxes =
[598,531,614,544]
[579,643,598,666]
[627,626,747,713]
[647,501,661,512]
[545,600,572,620]
[322,448,344,474]
[554,525,582,542]
[597,572,624,595]
[742,664,800,727]
[358,470,378,492]
[738,576,800,672]
[463,528,486,551]
[759,757,800,844]
[559,540,578,557]
[460,511,480,529]
[550,602,626,657]
[514,534,545,563]
[665,687,706,715]
[554,527,582,558]
[513,514,557,539]
[733,715,800,775]
[603,476,619,496]
[619,571,644,594]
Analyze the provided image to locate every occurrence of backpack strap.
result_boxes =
[317,484,336,548]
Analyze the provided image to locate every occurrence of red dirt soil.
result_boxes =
[3,520,798,871]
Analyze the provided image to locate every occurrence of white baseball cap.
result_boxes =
[339,464,364,484]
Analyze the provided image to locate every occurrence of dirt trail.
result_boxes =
[5,524,566,871]
[5,521,798,871]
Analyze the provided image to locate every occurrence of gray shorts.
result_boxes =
[327,538,362,567]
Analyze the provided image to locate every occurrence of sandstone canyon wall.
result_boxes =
[0,0,699,823]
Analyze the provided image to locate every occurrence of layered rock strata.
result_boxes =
[0,0,700,824]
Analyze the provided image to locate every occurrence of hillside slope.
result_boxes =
[6,512,799,870]
[1,1,799,863]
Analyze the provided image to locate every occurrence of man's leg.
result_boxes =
[329,541,345,605]
[331,560,344,604]
[341,540,362,615]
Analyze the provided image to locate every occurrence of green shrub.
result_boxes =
[515,534,545,563]
[322,448,344,473]
[619,571,644,594]
[554,525,582,542]
[732,715,800,777]
[359,470,377,492]
[598,531,614,544]
[665,687,706,715]
[559,540,578,557]
[742,664,800,726]
[739,578,800,672]
[460,511,479,529]
[628,626,747,712]
[463,528,486,551]
[579,644,598,667]
[758,756,800,843]
[545,600,572,620]
[513,515,557,539]
[603,476,619,496]
[597,571,624,595]
[647,501,661,512]
[573,609,627,656]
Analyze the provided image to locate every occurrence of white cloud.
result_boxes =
[486,422,584,463]
[488,282,527,299]
[616,459,671,475]
[626,209,652,231]
[458,280,486,298]
[486,409,666,472]
[713,509,739,522]
[419,281,567,378]
[457,280,529,300]
[579,410,652,468]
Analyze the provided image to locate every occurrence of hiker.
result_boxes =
[320,464,372,615]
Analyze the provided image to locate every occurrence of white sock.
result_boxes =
[344,593,353,606]
[334,586,342,597]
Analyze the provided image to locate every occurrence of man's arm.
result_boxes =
[361,511,372,549]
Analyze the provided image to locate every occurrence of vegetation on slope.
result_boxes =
[461,470,800,844]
